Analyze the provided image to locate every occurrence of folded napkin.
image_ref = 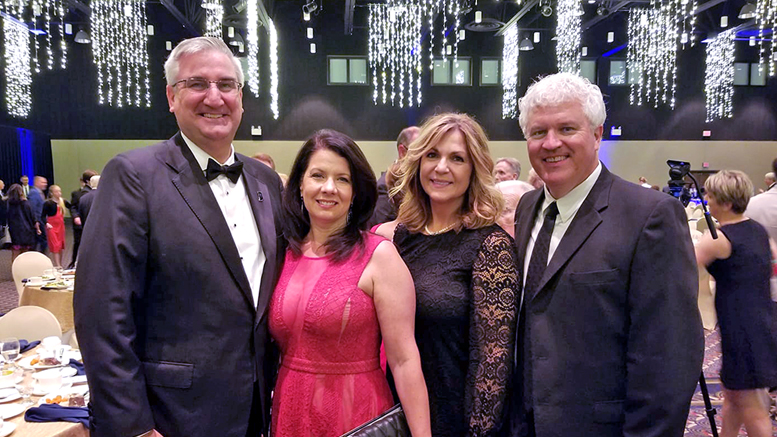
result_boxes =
[68,359,86,376]
[25,404,89,427]
[20,340,41,353]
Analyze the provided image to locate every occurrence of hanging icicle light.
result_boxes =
[202,0,223,37]
[651,0,696,48]
[245,0,260,96]
[91,0,151,108]
[755,0,777,75]
[3,16,32,118]
[502,26,519,119]
[556,0,582,73]
[269,18,279,120]
[704,29,735,122]
[368,3,423,107]
[627,7,677,109]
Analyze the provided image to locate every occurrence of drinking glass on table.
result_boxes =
[55,266,64,280]
[16,369,34,406]
[0,338,20,364]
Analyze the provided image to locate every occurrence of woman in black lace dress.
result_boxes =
[374,113,518,436]
[695,170,777,437]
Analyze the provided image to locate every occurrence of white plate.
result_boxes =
[33,382,72,397]
[0,402,25,419]
[0,422,16,437]
[37,384,88,405]
[0,390,20,404]
[0,377,21,389]
[33,367,77,380]
[17,356,65,370]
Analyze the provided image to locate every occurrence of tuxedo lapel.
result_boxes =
[164,134,255,310]
[532,168,612,301]
[239,157,277,321]
[514,189,544,274]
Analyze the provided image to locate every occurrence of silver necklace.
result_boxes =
[424,222,456,235]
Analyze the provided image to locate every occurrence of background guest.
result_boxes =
[77,175,100,229]
[695,170,777,437]
[42,184,68,267]
[375,113,518,436]
[496,179,535,238]
[68,169,97,268]
[494,157,522,182]
[252,152,288,187]
[526,168,543,189]
[368,126,419,228]
[270,130,431,437]
[6,184,39,263]
[746,158,777,243]
[19,175,29,197]
[28,175,47,253]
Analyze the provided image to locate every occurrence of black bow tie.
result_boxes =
[205,158,243,184]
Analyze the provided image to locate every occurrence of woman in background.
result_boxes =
[374,113,518,436]
[695,170,777,437]
[6,184,39,262]
[269,129,431,437]
[43,184,68,267]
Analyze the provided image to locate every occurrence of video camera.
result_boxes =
[667,160,692,206]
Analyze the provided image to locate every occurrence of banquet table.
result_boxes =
[20,285,75,333]
[2,347,89,437]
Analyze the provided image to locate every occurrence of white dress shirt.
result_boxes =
[182,133,265,307]
[522,162,602,287]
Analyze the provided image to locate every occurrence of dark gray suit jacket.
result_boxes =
[74,133,284,437]
[508,165,704,437]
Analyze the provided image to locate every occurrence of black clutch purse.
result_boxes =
[340,404,410,437]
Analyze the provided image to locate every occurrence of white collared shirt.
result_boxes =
[522,162,602,287]
[181,133,265,307]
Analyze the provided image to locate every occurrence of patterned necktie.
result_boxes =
[205,158,243,184]
[520,201,559,410]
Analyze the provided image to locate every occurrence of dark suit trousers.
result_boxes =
[69,226,82,267]
[246,382,264,437]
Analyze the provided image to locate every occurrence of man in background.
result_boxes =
[77,175,100,229]
[69,169,98,268]
[28,175,47,253]
[494,157,523,182]
[367,125,419,228]
[20,175,29,197]
[496,180,535,237]
[507,73,703,437]
[746,159,777,243]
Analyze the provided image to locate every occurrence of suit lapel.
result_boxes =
[514,189,544,274]
[165,134,255,310]
[239,156,278,321]
[531,168,613,302]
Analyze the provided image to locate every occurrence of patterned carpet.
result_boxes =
[0,239,773,434]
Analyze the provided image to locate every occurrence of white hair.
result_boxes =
[518,72,606,137]
[164,37,244,86]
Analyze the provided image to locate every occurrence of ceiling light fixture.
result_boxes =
[519,37,534,50]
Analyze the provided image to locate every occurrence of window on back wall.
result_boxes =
[480,58,501,86]
[608,59,644,86]
[432,57,472,86]
[328,56,368,85]
[580,59,597,83]
[734,62,768,86]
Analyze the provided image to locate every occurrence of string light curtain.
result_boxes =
[29,0,67,71]
[2,16,32,118]
[245,0,259,96]
[627,7,678,108]
[556,0,582,73]
[91,0,151,108]
[502,26,519,119]
[756,0,777,75]
[202,0,223,37]
[269,18,279,119]
[368,4,423,107]
[704,29,735,122]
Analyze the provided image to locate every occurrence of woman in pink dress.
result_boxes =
[269,130,431,437]
[43,184,67,267]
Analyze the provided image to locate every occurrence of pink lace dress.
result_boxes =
[269,233,394,437]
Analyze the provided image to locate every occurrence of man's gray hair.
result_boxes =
[164,37,244,86]
[496,157,522,179]
[518,72,606,137]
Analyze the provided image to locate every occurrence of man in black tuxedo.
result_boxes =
[367,126,419,228]
[68,169,97,268]
[74,37,284,437]
[506,73,703,437]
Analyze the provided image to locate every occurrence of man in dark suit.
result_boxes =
[506,73,704,437]
[76,175,99,228]
[74,37,284,437]
[28,175,47,252]
[68,169,97,268]
[366,125,418,228]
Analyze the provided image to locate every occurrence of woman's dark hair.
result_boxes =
[283,129,378,262]
[7,184,25,204]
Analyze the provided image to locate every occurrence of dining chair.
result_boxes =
[11,251,54,303]
[0,306,62,341]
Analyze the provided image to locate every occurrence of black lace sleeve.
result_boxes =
[466,228,519,436]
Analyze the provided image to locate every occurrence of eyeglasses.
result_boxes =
[173,78,242,93]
